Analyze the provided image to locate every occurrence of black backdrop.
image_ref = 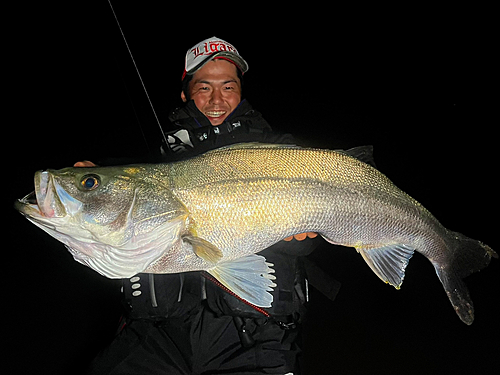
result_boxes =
[7,3,498,374]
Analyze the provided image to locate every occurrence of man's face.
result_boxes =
[181,59,242,126]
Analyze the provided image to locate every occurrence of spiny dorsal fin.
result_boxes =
[209,142,301,152]
[338,145,376,168]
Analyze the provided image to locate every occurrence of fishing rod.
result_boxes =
[107,0,169,150]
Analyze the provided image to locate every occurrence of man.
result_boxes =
[85,37,335,375]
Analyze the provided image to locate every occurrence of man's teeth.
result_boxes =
[206,111,227,117]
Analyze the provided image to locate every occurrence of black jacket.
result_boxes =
[160,99,295,160]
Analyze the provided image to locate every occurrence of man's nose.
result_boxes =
[209,89,223,104]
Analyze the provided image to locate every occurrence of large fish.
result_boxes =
[15,143,496,324]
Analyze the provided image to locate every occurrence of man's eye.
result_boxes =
[199,86,210,91]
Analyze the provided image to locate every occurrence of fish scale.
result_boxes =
[169,146,421,252]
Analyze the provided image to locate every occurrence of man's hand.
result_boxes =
[74,161,97,167]
[284,232,318,241]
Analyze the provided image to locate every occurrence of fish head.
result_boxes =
[15,166,188,278]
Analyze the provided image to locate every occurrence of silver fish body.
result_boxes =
[15,143,496,324]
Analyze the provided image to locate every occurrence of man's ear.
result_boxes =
[181,91,187,103]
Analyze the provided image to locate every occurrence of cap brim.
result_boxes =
[185,51,248,77]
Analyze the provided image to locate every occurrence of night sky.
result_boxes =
[7,3,498,374]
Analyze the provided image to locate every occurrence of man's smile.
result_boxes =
[205,110,227,118]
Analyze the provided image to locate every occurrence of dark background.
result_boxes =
[7,2,498,374]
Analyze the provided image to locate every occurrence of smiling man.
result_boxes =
[162,37,300,158]
[180,36,245,125]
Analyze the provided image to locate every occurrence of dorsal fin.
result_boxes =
[339,145,377,168]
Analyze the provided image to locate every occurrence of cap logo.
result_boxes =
[190,40,237,60]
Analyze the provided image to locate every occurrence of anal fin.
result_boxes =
[208,254,277,308]
[357,244,415,289]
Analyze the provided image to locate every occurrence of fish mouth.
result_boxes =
[34,171,66,217]
[15,190,42,217]
[16,171,78,219]
[23,190,38,205]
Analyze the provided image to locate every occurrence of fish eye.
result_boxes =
[80,174,100,191]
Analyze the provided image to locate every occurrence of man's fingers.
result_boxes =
[74,161,97,167]
[283,232,318,242]
[294,233,308,241]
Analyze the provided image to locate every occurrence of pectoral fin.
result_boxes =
[208,254,277,308]
[182,233,223,263]
[357,244,415,289]
[182,233,222,263]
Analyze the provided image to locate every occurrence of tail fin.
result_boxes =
[433,231,497,325]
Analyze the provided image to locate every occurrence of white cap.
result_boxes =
[182,36,249,80]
